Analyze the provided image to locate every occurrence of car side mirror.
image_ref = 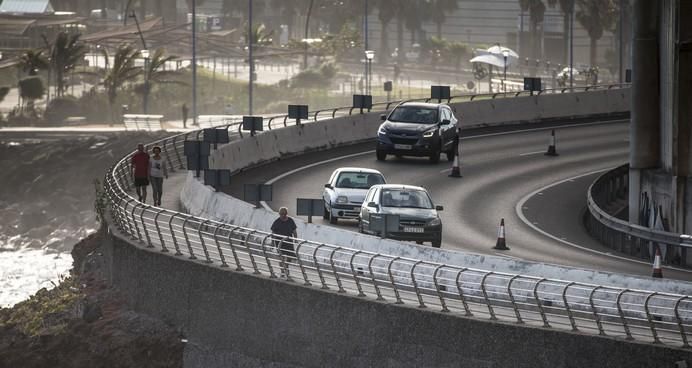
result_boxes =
[325,183,332,189]
[367,202,379,210]
[435,205,444,211]
[441,119,451,125]
[380,114,387,121]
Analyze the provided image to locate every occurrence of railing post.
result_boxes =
[454,268,473,316]
[227,226,244,271]
[387,256,403,304]
[480,272,497,320]
[244,230,260,274]
[294,240,312,286]
[168,212,183,256]
[615,289,633,340]
[588,286,606,335]
[674,296,690,348]
[349,250,366,297]
[260,234,277,278]
[410,260,427,308]
[644,292,662,344]
[561,282,579,331]
[197,220,213,263]
[129,199,142,241]
[507,275,524,323]
[181,215,197,260]
[152,208,167,251]
[312,244,329,289]
[368,254,385,301]
[137,205,153,247]
[533,278,551,328]
[328,247,345,293]
[212,224,228,267]
[432,264,449,312]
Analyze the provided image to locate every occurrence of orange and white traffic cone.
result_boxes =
[652,247,663,278]
[545,129,559,156]
[449,132,462,178]
[494,218,509,250]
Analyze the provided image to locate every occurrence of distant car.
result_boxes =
[376,102,458,163]
[358,184,443,247]
[322,167,386,224]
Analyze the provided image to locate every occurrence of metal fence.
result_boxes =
[586,164,692,268]
[103,84,692,349]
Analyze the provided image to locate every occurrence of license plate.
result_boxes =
[394,144,412,150]
[404,227,424,233]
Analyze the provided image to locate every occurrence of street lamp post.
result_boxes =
[502,49,509,93]
[248,0,253,115]
[365,50,375,95]
[141,49,150,113]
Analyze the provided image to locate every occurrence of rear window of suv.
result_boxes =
[336,172,385,189]
[388,106,438,124]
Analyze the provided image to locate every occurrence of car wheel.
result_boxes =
[429,149,440,163]
[329,214,338,224]
[432,238,442,248]
[376,150,387,161]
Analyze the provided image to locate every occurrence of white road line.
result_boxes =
[519,150,545,156]
[515,169,692,273]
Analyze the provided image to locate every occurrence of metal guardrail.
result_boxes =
[103,84,692,349]
[123,114,165,131]
[586,164,692,268]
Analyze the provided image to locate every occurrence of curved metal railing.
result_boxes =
[103,84,692,349]
[586,164,692,268]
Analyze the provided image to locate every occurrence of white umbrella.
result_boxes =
[486,44,519,59]
[469,54,506,68]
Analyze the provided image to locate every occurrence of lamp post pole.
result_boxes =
[192,0,198,125]
[142,49,150,113]
[363,0,368,94]
[248,0,253,115]
[569,6,574,89]
[503,54,508,93]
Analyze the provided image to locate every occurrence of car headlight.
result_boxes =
[422,129,436,138]
[378,126,388,135]
[336,196,348,204]
[428,218,441,226]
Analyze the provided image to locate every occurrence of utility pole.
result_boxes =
[248,0,253,115]
[192,0,198,125]
[569,6,574,89]
[364,0,368,94]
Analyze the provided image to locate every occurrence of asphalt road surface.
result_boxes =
[224,120,692,281]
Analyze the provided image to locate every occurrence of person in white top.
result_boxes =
[149,146,168,206]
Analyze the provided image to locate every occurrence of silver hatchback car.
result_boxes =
[358,184,443,247]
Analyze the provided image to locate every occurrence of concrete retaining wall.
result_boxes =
[103,230,692,368]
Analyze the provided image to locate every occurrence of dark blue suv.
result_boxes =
[376,102,458,163]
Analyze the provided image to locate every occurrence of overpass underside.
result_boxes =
[629,0,692,245]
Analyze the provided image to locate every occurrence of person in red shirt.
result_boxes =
[130,143,150,202]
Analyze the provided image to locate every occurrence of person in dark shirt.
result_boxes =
[130,143,150,203]
[271,207,297,277]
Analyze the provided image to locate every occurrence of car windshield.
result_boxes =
[388,106,438,124]
[380,189,433,209]
[336,172,386,189]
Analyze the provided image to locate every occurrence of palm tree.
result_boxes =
[49,32,87,97]
[138,48,183,113]
[19,49,49,76]
[576,0,617,67]
[447,41,468,71]
[101,44,142,122]
[547,0,575,65]
[375,0,398,65]
[402,0,430,45]
[518,0,546,62]
[430,0,458,39]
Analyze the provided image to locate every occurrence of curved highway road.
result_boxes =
[224,120,692,281]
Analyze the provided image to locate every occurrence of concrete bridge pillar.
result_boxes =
[629,0,692,236]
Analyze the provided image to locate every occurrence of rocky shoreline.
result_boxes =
[0,230,184,368]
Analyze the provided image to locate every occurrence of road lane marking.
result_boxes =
[519,150,545,156]
[515,169,692,274]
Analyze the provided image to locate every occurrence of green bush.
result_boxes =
[19,77,45,100]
